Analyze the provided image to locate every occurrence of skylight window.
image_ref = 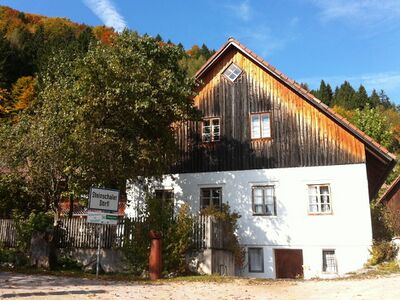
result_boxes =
[223,63,242,82]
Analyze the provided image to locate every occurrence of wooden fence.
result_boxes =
[0,219,16,248]
[0,216,229,250]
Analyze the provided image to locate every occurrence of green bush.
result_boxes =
[0,247,28,267]
[13,210,54,252]
[368,240,398,265]
[122,194,194,276]
[121,218,150,275]
[201,204,244,268]
[164,203,193,274]
[55,255,82,271]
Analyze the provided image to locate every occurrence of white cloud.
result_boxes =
[298,71,400,101]
[310,0,400,26]
[83,0,127,32]
[225,0,253,21]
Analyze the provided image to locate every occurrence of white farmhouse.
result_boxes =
[127,38,396,279]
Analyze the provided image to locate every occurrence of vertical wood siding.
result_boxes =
[173,49,365,173]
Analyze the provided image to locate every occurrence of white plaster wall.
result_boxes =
[127,163,372,279]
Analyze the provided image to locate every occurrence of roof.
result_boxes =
[379,175,400,204]
[195,37,396,164]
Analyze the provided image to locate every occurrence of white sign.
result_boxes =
[87,211,119,225]
[89,187,120,212]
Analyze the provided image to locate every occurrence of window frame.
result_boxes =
[248,247,264,273]
[200,187,222,210]
[201,117,221,143]
[250,112,272,140]
[307,184,332,215]
[252,185,277,216]
[222,63,243,82]
[322,249,338,273]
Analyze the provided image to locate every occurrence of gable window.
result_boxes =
[322,249,337,273]
[251,113,271,139]
[308,184,331,214]
[202,118,220,142]
[200,187,222,209]
[223,63,242,82]
[248,247,264,272]
[252,186,276,216]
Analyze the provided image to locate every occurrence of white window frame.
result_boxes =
[322,249,338,273]
[223,63,242,82]
[250,112,271,139]
[202,118,220,142]
[308,184,332,214]
[252,185,276,216]
[248,247,264,273]
[200,187,222,209]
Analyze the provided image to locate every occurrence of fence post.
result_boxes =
[206,216,213,249]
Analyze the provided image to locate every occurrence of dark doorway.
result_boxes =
[274,249,304,279]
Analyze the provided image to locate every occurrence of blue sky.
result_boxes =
[2,0,400,103]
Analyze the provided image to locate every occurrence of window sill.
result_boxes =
[248,270,264,273]
[252,214,277,217]
[251,137,272,141]
[308,212,333,216]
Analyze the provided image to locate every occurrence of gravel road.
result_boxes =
[1,272,400,299]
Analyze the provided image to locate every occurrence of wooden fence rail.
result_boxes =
[0,219,16,248]
[0,216,229,250]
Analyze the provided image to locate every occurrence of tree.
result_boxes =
[0,31,198,213]
[313,80,333,106]
[332,81,356,109]
[354,84,369,109]
[379,90,393,109]
[351,104,395,151]
[368,89,380,107]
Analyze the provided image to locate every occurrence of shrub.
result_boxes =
[13,210,54,252]
[0,247,28,268]
[383,206,400,237]
[122,195,194,276]
[55,255,82,271]
[201,204,244,268]
[164,203,193,274]
[368,240,398,265]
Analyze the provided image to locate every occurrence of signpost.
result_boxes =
[87,211,119,225]
[87,187,120,278]
[89,187,120,212]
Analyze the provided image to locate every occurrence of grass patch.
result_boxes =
[344,261,400,279]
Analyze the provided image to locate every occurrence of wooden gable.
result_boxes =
[172,38,395,199]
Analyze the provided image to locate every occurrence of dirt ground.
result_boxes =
[1,272,400,300]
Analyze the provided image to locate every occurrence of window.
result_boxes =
[155,189,174,216]
[223,63,242,82]
[308,184,331,214]
[155,189,174,203]
[248,247,264,272]
[252,186,276,216]
[251,113,271,139]
[322,250,337,273]
[202,118,220,142]
[200,187,222,209]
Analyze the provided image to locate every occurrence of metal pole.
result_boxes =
[96,224,101,278]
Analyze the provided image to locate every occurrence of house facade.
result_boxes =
[127,38,396,279]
